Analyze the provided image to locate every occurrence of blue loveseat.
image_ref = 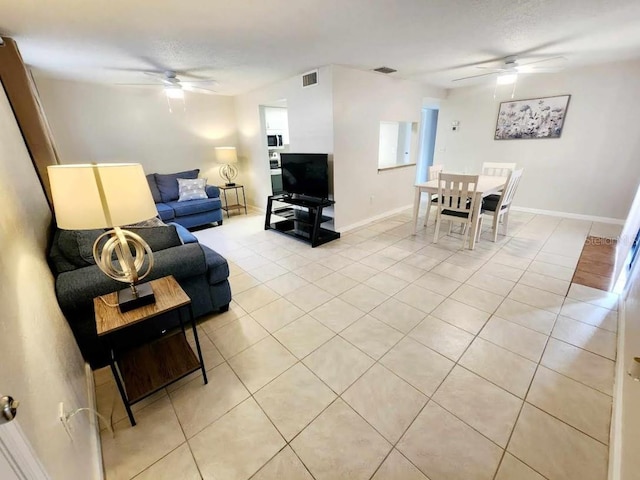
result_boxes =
[146,169,224,229]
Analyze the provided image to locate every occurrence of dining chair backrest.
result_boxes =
[436,173,479,215]
[482,162,516,177]
[497,169,523,210]
[428,164,443,181]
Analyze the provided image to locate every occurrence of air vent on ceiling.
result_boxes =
[373,66,397,74]
[302,70,318,88]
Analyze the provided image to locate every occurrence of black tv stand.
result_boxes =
[265,194,340,247]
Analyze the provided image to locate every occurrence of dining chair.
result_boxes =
[433,173,482,249]
[481,162,516,206]
[482,162,517,177]
[423,164,444,226]
[482,169,523,242]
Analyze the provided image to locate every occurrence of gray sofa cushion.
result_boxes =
[49,231,84,274]
[155,169,199,203]
[126,226,182,252]
[57,229,104,267]
[146,174,162,203]
[166,198,222,217]
[54,226,182,273]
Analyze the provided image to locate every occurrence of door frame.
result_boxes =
[0,421,50,480]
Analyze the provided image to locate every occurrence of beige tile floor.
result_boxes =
[95,207,621,480]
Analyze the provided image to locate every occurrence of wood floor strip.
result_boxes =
[571,236,617,292]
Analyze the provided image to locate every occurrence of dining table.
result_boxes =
[411,174,507,249]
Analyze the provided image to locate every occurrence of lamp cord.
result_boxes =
[98,296,119,308]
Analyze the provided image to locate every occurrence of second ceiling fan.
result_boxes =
[452,55,567,97]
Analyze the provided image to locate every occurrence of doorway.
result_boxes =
[260,100,289,195]
[416,107,439,183]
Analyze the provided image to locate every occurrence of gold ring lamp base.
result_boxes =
[94,227,156,312]
[219,163,238,186]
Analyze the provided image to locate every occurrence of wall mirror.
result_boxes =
[378,121,419,171]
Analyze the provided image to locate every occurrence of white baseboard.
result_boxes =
[86,363,105,480]
[511,206,625,225]
[338,204,413,233]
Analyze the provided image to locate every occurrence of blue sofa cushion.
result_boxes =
[156,203,175,221]
[202,245,230,284]
[155,169,199,203]
[166,198,222,217]
[146,174,162,204]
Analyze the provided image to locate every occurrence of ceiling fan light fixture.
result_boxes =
[164,86,184,99]
[496,73,518,85]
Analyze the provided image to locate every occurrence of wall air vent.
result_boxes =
[373,66,397,74]
[302,70,318,88]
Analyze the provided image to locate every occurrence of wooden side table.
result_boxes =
[219,184,248,218]
[95,275,207,426]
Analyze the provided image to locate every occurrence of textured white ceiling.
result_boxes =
[2,0,640,95]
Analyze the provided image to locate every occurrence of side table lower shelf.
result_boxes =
[118,333,201,403]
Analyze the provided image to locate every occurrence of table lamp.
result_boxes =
[48,163,159,312]
[215,147,238,186]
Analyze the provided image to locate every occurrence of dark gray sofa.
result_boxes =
[49,224,231,368]
[147,169,224,229]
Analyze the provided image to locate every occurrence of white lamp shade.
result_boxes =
[47,163,158,230]
[215,147,238,164]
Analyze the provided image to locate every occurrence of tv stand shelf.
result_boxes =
[265,194,340,247]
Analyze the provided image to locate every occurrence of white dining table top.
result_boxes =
[415,175,507,193]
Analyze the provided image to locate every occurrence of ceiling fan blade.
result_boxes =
[181,79,219,84]
[183,85,218,95]
[517,56,567,68]
[475,66,506,71]
[115,83,163,86]
[452,71,500,82]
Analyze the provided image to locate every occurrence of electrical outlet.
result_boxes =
[369,195,374,204]
[59,402,73,439]
[58,402,66,422]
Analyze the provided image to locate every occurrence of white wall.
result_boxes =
[433,59,640,220]
[332,65,445,230]
[33,76,237,180]
[0,83,100,478]
[234,66,334,208]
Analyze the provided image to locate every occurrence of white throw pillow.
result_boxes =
[177,178,208,202]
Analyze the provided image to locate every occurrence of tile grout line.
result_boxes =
[103,212,616,479]
[489,216,601,480]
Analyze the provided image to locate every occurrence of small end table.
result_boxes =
[219,184,248,218]
[95,275,207,426]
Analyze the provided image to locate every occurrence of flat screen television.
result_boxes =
[280,153,329,200]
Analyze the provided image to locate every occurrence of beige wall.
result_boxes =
[33,76,238,181]
[332,65,445,230]
[0,84,100,477]
[234,65,335,209]
[433,59,640,221]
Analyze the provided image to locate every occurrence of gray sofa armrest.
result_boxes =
[206,185,220,199]
[55,243,208,316]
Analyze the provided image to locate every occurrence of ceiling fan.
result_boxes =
[117,70,219,98]
[452,55,567,84]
